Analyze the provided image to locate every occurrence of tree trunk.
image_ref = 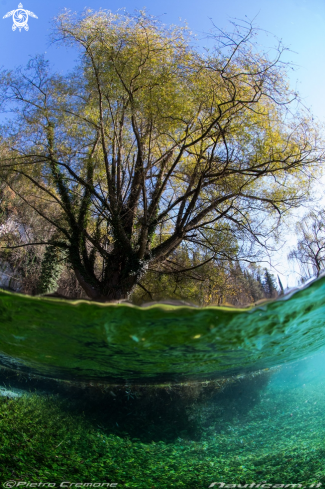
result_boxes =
[74,267,138,303]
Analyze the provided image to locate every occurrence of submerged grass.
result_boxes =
[0,377,325,488]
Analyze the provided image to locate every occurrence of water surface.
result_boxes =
[0,276,324,383]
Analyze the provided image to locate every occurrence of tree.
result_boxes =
[131,254,269,307]
[0,10,322,302]
[288,210,325,279]
[277,274,284,295]
[262,268,278,298]
[245,265,266,302]
[0,183,46,294]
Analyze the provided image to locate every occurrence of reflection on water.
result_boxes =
[0,275,324,383]
[0,277,325,485]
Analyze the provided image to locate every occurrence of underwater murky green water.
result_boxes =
[0,276,325,487]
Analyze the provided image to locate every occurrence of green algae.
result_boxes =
[0,276,324,381]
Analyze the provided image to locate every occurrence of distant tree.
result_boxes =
[0,184,85,297]
[245,266,266,302]
[0,184,46,294]
[288,210,325,279]
[277,274,284,295]
[131,253,268,307]
[262,268,278,298]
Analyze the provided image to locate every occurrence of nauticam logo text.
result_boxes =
[208,484,322,488]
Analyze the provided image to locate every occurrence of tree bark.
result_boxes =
[74,266,139,302]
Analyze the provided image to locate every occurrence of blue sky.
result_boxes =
[1,0,324,287]
[1,0,325,120]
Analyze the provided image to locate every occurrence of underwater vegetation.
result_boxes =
[0,269,325,486]
[0,366,274,443]
[0,358,325,488]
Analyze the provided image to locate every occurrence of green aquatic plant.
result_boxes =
[0,383,325,488]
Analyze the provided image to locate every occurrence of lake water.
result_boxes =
[0,276,324,487]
